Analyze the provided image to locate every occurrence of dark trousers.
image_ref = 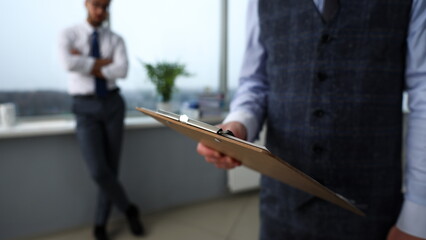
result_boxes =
[72,91,130,226]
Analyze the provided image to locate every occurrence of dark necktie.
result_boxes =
[322,0,339,23]
[90,30,108,97]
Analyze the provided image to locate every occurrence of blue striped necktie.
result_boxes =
[90,30,108,97]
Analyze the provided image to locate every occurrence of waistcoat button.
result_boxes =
[313,144,324,154]
[321,34,333,44]
[317,72,327,82]
[314,109,325,118]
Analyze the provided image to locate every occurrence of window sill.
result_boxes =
[0,116,163,139]
[0,113,225,139]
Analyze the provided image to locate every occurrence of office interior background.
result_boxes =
[0,0,247,116]
[0,0,263,240]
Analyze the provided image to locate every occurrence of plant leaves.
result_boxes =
[142,61,192,102]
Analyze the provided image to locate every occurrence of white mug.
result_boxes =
[0,103,17,128]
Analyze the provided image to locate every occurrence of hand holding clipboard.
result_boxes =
[197,121,247,169]
[136,107,365,216]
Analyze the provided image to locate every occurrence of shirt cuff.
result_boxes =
[396,199,426,238]
[100,67,111,81]
[83,57,95,75]
[223,110,259,142]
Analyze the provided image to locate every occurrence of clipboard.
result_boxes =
[136,107,365,216]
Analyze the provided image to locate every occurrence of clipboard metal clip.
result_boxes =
[157,109,221,134]
[157,109,235,137]
[217,129,235,137]
[156,108,268,151]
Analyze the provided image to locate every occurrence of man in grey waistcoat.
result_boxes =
[197,0,426,239]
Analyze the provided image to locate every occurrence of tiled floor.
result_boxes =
[23,190,260,240]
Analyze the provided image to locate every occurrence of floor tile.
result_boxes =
[228,192,260,240]
[16,190,260,240]
[22,227,91,240]
[146,191,255,237]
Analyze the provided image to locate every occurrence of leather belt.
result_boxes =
[73,88,119,99]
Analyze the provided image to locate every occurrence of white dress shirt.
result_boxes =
[58,21,128,95]
[225,0,426,237]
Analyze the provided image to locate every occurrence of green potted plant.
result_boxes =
[142,61,191,111]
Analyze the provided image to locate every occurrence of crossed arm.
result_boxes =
[69,49,111,79]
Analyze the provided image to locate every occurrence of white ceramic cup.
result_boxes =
[0,103,17,128]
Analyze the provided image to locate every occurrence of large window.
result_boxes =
[0,1,84,91]
[111,0,220,92]
[0,0,221,117]
[227,0,247,93]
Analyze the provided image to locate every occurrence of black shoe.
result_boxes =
[93,225,110,240]
[125,204,145,236]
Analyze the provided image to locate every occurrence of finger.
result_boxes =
[214,157,241,169]
[205,156,221,164]
[197,143,222,158]
[205,156,231,169]
[224,156,242,167]
[214,161,235,169]
[217,162,240,169]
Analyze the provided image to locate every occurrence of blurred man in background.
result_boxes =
[59,0,144,239]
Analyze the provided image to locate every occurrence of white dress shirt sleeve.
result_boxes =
[397,0,426,238]
[223,0,268,142]
[101,35,128,81]
[58,28,95,75]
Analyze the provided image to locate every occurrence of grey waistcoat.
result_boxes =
[258,0,412,239]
